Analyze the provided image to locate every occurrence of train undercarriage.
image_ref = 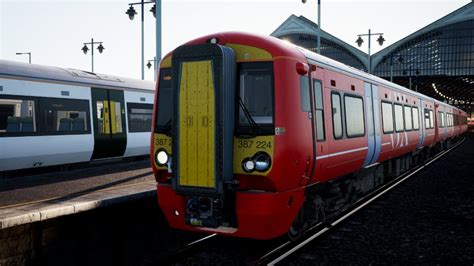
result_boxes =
[288,136,463,240]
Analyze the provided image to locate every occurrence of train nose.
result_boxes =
[170,43,238,228]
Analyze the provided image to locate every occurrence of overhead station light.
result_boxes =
[126,5,137,20]
[356,36,364,47]
[81,44,89,54]
[97,43,105,54]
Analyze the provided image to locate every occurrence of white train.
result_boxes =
[0,60,155,172]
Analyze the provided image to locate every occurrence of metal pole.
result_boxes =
[390,55,393,82]
[368,29,371,74]
[153,57,157,81]
[156,0,162,73]
[28,53,31,64]
[317,0,321,54]
[141,0,145,80]
[91,38,94,73]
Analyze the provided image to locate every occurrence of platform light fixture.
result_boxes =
[150,4,156,17]
[146,57,158,81]
[355,29,385,73]
[125,0,156,80]
[126,5,137,20]
[356,36,364,47]
[81,38,105,73]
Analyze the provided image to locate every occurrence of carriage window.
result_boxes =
[238,62,274,134]
[314,80,325,141]
[429,110,434,128]
[128,103,153,132]
[438,111,445,128]
[412,107,419,130]
[381,102,394,133]
[39,98,90,134]
[331,93,343,139]
[404,106,412,131]
[344,95,365,137]
[424,109,430,129]
[155,68,173,133]
[394,104,404,132]
[300,76,310,112]
[0,98,36,134]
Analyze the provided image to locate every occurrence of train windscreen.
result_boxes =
[155,68,173,134]
[237,62,274,136]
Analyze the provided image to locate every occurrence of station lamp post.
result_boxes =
[356,29,385,74]
[126,0,157,80]
[302,0,322,54]
[146,57,158,81]
[16,52,31,64]
[81,38,105,73]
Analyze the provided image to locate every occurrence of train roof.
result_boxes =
[164,32,463,114]
[285,41,463,112]
[0,59,155,92]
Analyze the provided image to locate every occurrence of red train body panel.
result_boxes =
[151,32,468,239]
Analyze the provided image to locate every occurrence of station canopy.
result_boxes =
[271,2,474,115]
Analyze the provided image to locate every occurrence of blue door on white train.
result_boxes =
[91,88,127,159]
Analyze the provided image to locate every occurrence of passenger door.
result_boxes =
[310,68,328,181]
[363,83,381,166]
[91,88,127,159]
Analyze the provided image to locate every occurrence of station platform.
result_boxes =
[0,160,156,230]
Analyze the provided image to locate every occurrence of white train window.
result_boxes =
[39,98,90,134]
[127,103,153,132]
[331,93,343,139]
[300,76,310,112]
[404,106,413,131]
[0,98,36,134]
[412,107,420,130]
[394,104,404,132]
[381,102,394,133]
[344,95,365,138]
[429,110,434,128]
[438,111,445,128]
[313,80,325,141]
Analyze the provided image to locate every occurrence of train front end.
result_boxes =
[151,33,309,239]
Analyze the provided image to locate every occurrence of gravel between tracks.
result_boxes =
[286,134,474,265]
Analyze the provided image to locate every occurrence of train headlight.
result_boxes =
[242,152,272,173]
[156,149,169,166]
[242,158,255,173]
[254,152,272,172]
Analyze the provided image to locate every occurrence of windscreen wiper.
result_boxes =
[238,97,260,137]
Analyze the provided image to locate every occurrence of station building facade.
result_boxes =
[271,2,474,119]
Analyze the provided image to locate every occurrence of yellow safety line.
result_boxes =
[0,180,156,210]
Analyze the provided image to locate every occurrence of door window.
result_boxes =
[313,80,325,141]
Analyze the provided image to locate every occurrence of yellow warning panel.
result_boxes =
[225,43,272,62]
[109,101,117,134]
[179,60,215,188]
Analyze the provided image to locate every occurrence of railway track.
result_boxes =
[256,139,465,265]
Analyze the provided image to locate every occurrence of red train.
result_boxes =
[150,32,468,240]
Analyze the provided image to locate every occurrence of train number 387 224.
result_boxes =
[237,140,272,149]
